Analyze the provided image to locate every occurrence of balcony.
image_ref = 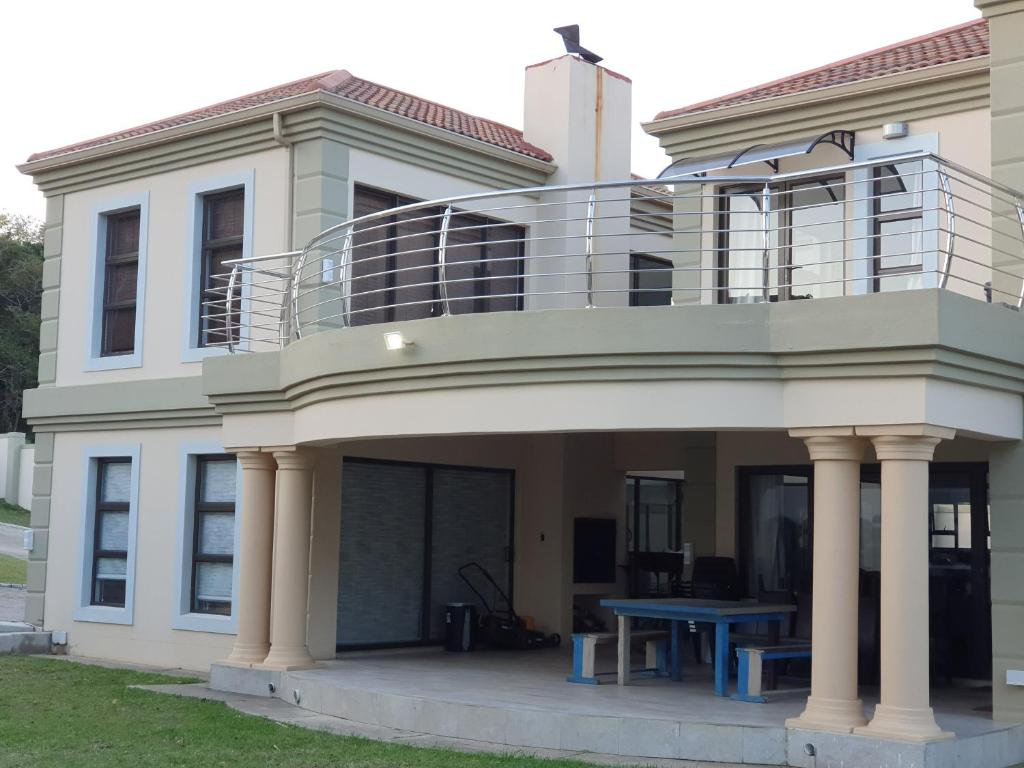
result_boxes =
[201,151,1024,353]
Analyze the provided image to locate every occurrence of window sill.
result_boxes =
[172,611,236,635]
[73,604,133,625]
[84,353,143,372]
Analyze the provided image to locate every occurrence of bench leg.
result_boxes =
[670,620,684,681]
[617,616,631,686]
[566,635,600,685]
[646,638,670,677]
[731,650,767,703]
[714,622,728,697]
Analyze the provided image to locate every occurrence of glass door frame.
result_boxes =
[715,175,845,304]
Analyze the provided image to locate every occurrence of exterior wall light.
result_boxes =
[383,331,413,351]
[882,122,909,140]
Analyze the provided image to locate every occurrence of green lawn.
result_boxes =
[0,553,26,585]
[0,657,603,768]
[0,500,30,527]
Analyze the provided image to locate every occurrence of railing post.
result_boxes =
[339,229,354,327]
[1015,202,1024,310]
[761,182,772,303]
[226,264,240,354]
[585,191,596,308]
[437,204,453,316]
[938,169,956,289]
[290,247,307,341]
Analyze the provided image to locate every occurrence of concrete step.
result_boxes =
[0,630,50,654]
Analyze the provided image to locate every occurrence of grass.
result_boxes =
[0,657,605,768]
[0,500,30,527]
[0,553,26,585]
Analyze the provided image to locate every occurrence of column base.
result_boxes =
[854,704,954,743]
[786,695,867,733]
[224,642,270,667]
[261,645,315,671]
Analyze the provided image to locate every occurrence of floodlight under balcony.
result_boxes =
[383,331,413,351]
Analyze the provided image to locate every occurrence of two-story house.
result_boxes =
[16,2,1024,766]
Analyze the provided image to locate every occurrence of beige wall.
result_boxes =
[45,426,234,671]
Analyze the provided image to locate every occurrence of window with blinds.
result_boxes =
[101,210,141,356]
[190,456,237,615]
[92,459,132,606]
[199,189,244,347]
[350,185,525,325]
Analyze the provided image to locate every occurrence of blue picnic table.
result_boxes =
[599,598,796,697]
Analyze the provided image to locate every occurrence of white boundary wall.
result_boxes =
[0,433,35,512]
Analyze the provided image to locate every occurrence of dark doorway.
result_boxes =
[336,457,514,650]
[738,463,991,682]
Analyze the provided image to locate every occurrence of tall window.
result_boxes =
[190,456,237,615]
[101,210,141,356]
[629,254,673,306]
[872,160,924,292]
[717,177,845,303]
[92,459,132,607]
[350,185,525,325]
[199,189,244,346]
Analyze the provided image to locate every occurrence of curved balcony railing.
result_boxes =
[201,151,1024,352]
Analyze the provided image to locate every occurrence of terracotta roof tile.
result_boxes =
[27,70,553,164]
[654,18,988,121]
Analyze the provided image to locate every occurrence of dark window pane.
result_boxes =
[107,211,140,257]
[103,308,136,354]
[93,576,126,607]
[481,224,523,312]
[199,190,245,347]
[104,262,138,305]
[630,254,673,307]
[445,215,485,316]
[393,209,439,322]
[99,461,131,503]
[206,191,244,240]
[351,188,394,326]
[876,161,923,214]
[101,210,140,356]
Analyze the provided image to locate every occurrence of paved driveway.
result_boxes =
[0,523,27,560]
[0,586,26,622]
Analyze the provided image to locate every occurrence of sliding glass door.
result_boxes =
[336,458,514,649]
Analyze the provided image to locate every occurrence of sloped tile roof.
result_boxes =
[28,70,553,163]
[654,18,989,121]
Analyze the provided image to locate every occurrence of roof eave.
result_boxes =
[641,56,990,137]
[19,91,557,178]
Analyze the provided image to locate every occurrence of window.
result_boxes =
[76,444,139,625]
[872,161,924,292]
[629,254,673,306]
[91,459,131,606]
[350,185,525,325]
[190,456,237,615]
[199,189,244,347]
[717,177,845,303]
[100,210,141,356]
[626,476,684,553]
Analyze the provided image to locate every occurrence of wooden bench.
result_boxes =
[567,630,669,685]
[731,644,811,703]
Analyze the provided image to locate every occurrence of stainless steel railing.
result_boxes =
[200,152,1024,352]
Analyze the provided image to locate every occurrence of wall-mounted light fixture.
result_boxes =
[383,331,413,351]
[882,122,909,140]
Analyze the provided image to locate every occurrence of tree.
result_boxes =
[0,212,43,434]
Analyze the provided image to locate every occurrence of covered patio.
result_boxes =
[211,646,1017,766]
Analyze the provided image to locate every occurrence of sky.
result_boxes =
[1,0,980,221]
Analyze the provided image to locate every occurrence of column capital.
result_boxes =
[270,448,315,471]
[801,435,867,463]
[233,450,276,471]
[868,434,945,462]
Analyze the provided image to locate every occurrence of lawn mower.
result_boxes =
[457,562,561,650]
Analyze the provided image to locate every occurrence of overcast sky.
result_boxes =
[2,0,979,220]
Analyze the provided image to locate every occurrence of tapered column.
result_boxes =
[855,429,954,742]
[226,451,276,666]
[786,429,867,733]
[262,449,316,670]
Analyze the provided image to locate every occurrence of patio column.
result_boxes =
[855,427,955,742]
[225,450,277,666]
[262,448,316,670]
[786,429,867,733]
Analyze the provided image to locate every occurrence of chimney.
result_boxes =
[976,1,1024,302]
[523,55,632,184]
[522,56,633,308]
